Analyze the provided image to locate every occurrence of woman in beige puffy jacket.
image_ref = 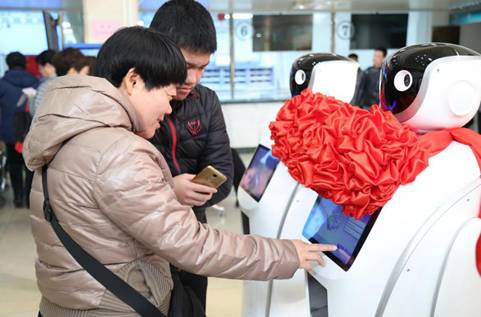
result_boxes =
[24,27,336,316]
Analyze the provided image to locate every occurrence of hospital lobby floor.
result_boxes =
[0,190,244,317]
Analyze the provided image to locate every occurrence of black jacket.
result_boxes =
[150,84,233,222]
[0,69,38,144]
[356,66,381,109]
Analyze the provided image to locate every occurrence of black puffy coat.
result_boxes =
[150,84,233,222]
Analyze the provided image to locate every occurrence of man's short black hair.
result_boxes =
[94,26,186,89]
[6,51,27,69]
[52,48,84,76]
[150,0,217,54]
[36,49,56,66]
[375,47,387,58]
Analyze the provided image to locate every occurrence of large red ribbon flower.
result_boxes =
[269,89,430,218]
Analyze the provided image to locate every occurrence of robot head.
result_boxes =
[290,53,359,102]
[380,43,481,131]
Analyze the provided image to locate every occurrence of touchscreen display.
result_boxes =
[302,196,379,271]
[240,145,280,202]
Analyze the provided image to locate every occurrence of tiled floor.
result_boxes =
[0,189,245,317]
[0,206,39,317]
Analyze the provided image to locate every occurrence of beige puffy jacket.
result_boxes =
[23,76,299,314]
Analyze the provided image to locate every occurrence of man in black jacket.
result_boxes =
[356,47,387,109]
[149,0,234,309]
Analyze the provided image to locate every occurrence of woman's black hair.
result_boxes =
[94,26,187,89]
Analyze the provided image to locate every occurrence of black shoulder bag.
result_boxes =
[41,166,205,317]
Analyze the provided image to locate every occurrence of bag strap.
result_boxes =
[41,166,165,317]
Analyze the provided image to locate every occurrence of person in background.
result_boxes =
[348,53,364,108]
[52,48,87,76]
[149,0,233,309]
[0,51,39,208]
[355,47,387,109]
[0,139,6,208]
[83,55,97,75]
[31,50,57,118]
[73,55,96,76]
[0,78,24,208]
[36,49,57,82]
[31,48,86,118]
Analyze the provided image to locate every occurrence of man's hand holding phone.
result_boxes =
[172,174,218,207]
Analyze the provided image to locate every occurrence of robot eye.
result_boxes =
[295,70,306,85]
[394,70,413,92]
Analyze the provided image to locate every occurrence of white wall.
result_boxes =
[460,22,481,53]
[0,11,48,55]
[83,0,138,43]
[223,102,284,148]
[407,12,433,45]
[209,13,333,98]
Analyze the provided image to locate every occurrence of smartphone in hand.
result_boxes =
[192,165,227,189]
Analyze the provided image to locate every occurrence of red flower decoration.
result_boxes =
[269,89,430,218]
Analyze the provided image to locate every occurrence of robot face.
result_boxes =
[290,53,351,97]
[380,43,480,120]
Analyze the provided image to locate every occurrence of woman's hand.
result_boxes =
[172,173,217,207]
[291,240,337,272]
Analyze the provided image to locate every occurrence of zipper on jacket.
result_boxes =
[166,117,181,174]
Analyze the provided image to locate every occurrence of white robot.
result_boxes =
[238,53,360,317]
[299,43,481,317]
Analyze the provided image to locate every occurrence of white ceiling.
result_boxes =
[2,0,480,13]
[204,0,481,13]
